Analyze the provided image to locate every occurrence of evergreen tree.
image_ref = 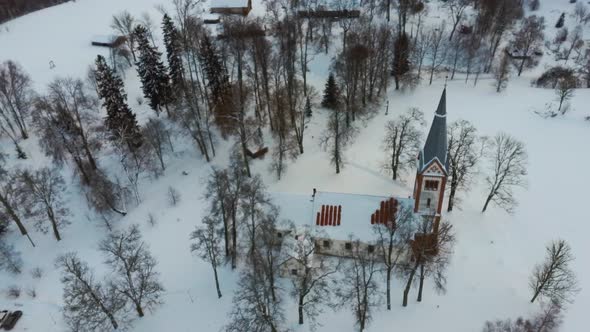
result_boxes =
[321,74,339,110]
[392,32,410,90]
[162,14,184,95]
[198,33,230,107]
[134,25,173,116]
[95,55,142,148]
[305,97,312,117]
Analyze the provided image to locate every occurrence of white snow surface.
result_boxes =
[1,0,590,332]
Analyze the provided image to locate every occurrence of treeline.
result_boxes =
[0,0,71,24]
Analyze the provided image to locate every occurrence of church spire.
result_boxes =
[419,88,448,174]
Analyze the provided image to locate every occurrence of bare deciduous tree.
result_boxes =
[57,252,127,331]
[335,238,380,332]
[99,225,165,317]
[554,75,576,115]
[111,11,138,61]
[446,120,481,211]
[0,163,34,246]
[143,118,173,173]
[482,133,528,213]
[382,108,424,180]
[226,263,285,332]
[513,15,545,76]
[320,106,357,174]
[494,52,510,93]
[445,0,472,41]
[530,239,579,305]
[20,167,70,241]
[191,215,224,298]
[483,299,562,332]
[283,226,340,327]
[373,203,418,310]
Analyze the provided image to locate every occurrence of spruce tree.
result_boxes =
[321,74,339,110]
[162,14,184,94]
[305,97,312,117]
[198,33,230,107]
[134,25,173,116]
[95,55,142,148]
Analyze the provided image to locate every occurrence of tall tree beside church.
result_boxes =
[95,55,142,149]
[162,14,184,94]
[321,74,339,110]
[134,25,173,116]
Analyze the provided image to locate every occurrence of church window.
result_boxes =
[427,198,431,207]
[425,180,439,191]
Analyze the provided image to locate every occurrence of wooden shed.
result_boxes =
[210,0,252,16]
[91,35,127,48]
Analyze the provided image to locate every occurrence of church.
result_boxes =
[274,89,448,275]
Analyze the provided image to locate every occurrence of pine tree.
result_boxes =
[95,55,142,148]
[134,25,173,116]
[392,32,410,90]
[198,33,230,107]
[305,97,312,117]
[321,74,339,110]
[162,14,184,95]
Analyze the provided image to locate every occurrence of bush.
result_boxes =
[536,67,577,88]
[529,0,540,11]
[7,285,21,299]
[26,287,37,298]
[147,213,157,227]
[31,267,43,279]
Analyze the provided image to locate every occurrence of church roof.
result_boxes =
[419,89,448,174]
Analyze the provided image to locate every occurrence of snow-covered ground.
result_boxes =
[1,0,590,331]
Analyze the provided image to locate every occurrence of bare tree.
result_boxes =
[426,23,448,85]
[283,226,340,327]
[99,225,165,317]
[530,239,579,305]
[0,240,22,274]
[494,52,510,93]
[0,60,33,139]
[111,11,138,61]
[191,215,224,298]
[226,263,285,332]
[445,0,472,41]
[373,203,418,310]
[143,118,173,173]
[34,77,101,184]
[335,238,380,332]
[446,120,481,211]
[563,26,583,64]
[204,168,232,258]
[574,3,589,25]
[482,133,528,213]
[554,75,576,115]
[0,165,34,246]
[241,175,270,259]
[19,167,70,241]
[382,108,424,180]
[513,15,545,76]
[400,219,454,306]
[320,106,357,174]
[57,252,127,331]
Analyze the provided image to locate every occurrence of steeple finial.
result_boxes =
[444,75,448,89]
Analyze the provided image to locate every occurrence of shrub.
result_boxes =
[7,285,21,299]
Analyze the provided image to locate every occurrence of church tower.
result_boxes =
[413,89,448,231]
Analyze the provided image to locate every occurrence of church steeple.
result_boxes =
[418,88,448,174]
[413,88,449,221]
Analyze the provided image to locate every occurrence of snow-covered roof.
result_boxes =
[210,0,249,8]
[91,35,118,44]
[271,191,414,242]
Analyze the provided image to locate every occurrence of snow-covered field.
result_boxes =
[1,0,590,331]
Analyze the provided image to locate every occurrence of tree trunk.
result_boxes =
[47,208,62,241]
[482,193,493,212]
[518,58,526,76]
[386,267,392,310]
[447,181,457,212]
[213,264,222,298]
[417,262,425,302]
[403,258,420,307]
[298,294,304,324]
[135,302,145,317]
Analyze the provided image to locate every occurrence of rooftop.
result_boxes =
[271,191,415,242]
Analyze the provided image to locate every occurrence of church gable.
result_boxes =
[421,159,446,177]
